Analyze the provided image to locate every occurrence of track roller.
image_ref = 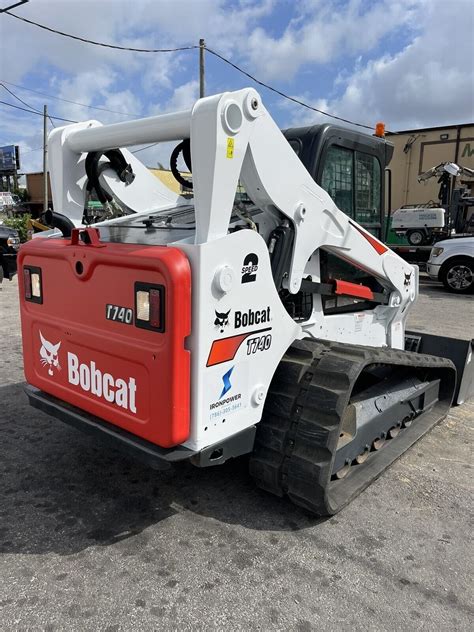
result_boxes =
[354,446,370,464]
[388,425,401,439]
[334,461,351,479]
[402,415,414,428]
[372,435,386,450]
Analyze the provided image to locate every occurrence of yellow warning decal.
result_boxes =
[226,137,234,159]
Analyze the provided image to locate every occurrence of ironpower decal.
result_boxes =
[207,363,248,422]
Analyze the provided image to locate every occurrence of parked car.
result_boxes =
[0,223,20,283]
[427,236,474,294]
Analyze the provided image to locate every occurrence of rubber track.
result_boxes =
[249,339,456,516]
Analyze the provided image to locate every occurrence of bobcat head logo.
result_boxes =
[404,272,412,287]
[39,331,61,376]
[214,309,230,333]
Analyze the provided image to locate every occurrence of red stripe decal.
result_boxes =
[350,222,388,255]
[335,279,374,300]
[206,328,271,367]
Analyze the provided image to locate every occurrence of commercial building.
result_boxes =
[387,123,474,210]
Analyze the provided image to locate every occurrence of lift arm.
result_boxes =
[187,89,416,313]
[49,88,417,347]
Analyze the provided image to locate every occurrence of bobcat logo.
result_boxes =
[404,272,412,287]
[39,331,61,376]
[214,309,230,333]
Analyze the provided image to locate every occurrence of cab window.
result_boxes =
[320,144,382,230]
[355,152,381,225]
[321,145,354,217]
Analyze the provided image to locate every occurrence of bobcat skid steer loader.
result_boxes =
[18,88,472,515]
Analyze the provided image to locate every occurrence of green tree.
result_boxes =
[4,213,31,242]
[12,187,30,203]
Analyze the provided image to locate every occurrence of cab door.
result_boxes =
[318,143,383,238]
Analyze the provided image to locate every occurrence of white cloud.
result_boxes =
[166,79,200,112]
[243,0,422,81]
[282,1,474,131]
[0,0,274,171]
[53,69,142,123]
[1,0,472,176]
[0,0,274,85]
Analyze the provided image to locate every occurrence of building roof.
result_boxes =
[387,123,474,136]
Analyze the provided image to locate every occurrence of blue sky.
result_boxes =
[0,0,473,173]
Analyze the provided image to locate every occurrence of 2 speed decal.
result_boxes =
[241,253,259,284]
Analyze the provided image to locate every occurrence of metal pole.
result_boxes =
[43,104,48,213]
[199,38,205,98]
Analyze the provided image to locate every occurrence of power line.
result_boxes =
[1,83,56,127]
[0,101,162,154]
[131,142,160,154]
[4,11,199,53]
[0,99,78,122]
[21,145,43,154]
[205,47,375,131]
[0,101,161,154]
[1,12,382,131]
[1,83,40,112]
[0,100,158,156]
[0,1,28,14]
[0,79,142,118]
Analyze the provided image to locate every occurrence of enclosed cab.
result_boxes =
[284,124,393,240]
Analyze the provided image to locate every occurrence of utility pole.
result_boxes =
[199,38,205,98]
[43,104,48,214]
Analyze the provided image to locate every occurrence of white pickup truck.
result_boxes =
[427,236,474,293]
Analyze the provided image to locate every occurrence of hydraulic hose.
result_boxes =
[84,149,135,204]
[45,210,74,238]
[170,139,193,190]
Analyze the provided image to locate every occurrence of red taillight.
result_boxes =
[24,267,32,299]
[149,289,161,328]
[134,282,165,332]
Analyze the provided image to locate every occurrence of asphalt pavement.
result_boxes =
[0,274,473,631]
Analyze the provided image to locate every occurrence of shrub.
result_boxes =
[4,213,32,242]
